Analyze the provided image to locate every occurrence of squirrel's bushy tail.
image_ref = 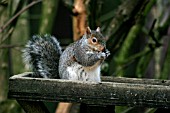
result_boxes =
[23,34,62,78]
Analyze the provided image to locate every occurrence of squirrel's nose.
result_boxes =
[99,45,105,52]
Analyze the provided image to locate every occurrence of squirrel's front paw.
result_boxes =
[105,49,110,57]
[98,49,110,59]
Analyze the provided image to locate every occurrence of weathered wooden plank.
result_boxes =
[8,72,170,108]
[101,76,169,86]
[12,72,170,86]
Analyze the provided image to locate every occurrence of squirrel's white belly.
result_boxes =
[66,62,101,82]
[84,65,101,82]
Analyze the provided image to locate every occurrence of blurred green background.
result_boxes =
[0,0,170,113]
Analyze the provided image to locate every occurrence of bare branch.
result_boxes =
[0,0,42,33]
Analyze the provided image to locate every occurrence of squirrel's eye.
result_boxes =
[92,37,97,43]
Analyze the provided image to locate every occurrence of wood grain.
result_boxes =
[8,72,170,108]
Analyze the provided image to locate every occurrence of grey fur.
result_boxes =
[23,34,62,78]
[59,32,110,82]
[23,28,110,82]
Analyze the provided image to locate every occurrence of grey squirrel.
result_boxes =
[23,27,110,82]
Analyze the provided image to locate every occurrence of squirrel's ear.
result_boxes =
[96,27,100,33]
[86,27,91,34]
